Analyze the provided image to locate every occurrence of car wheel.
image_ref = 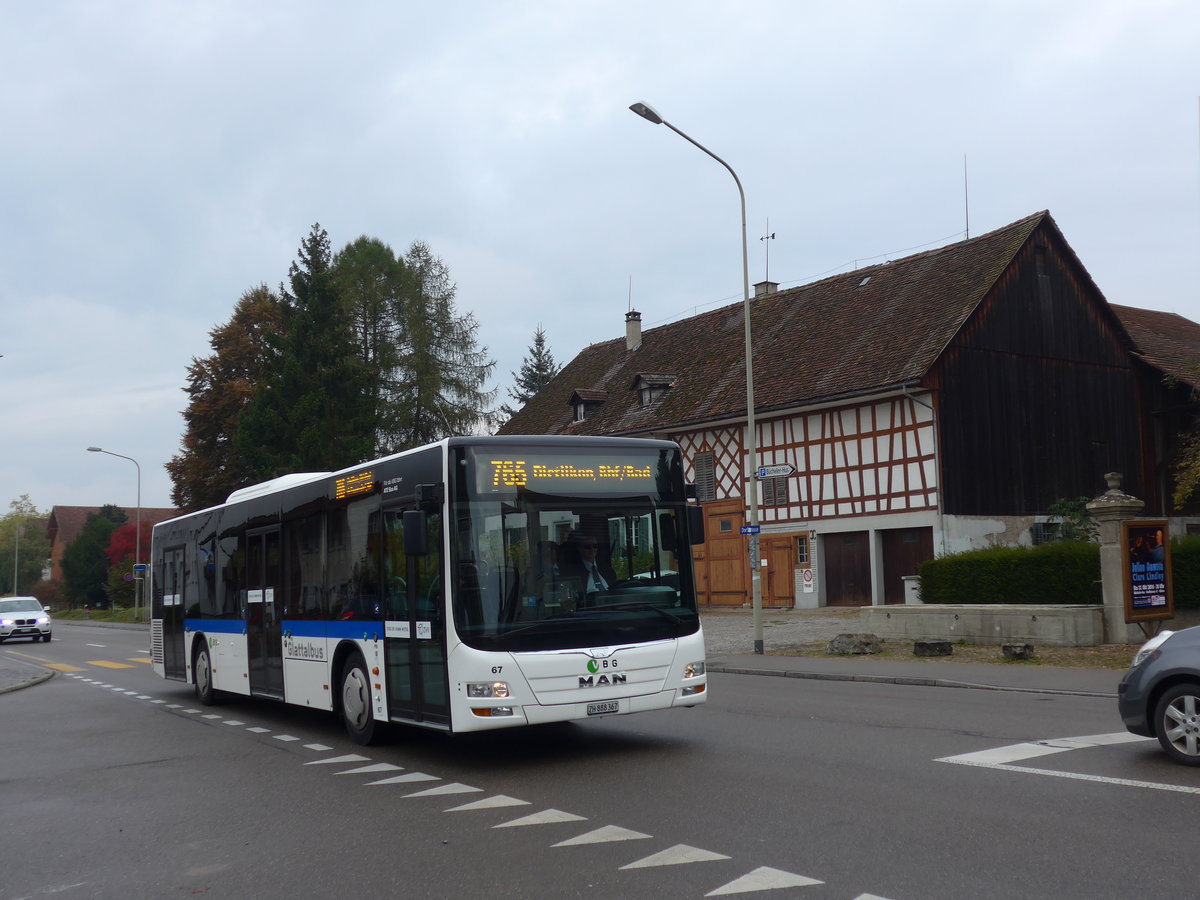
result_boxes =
[194,640,218,706]
[339,653,378,745]
[1154,682,1200,765]
[42,633,52,643]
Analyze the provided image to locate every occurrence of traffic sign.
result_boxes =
[756,464,795,478]
[133,563,148,573]
[740,525,760,535]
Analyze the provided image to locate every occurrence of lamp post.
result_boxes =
[629,101,764,654]
[87,446,142,618]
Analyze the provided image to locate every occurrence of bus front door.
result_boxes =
[382,507,449,727]
[245,528,283,698]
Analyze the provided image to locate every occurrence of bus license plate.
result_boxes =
[587,700,619,716]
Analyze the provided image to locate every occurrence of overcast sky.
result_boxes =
[2,0,1197,514]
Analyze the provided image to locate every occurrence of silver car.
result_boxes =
[0,596,52,643]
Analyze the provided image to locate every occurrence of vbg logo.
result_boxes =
[581,657,624,687]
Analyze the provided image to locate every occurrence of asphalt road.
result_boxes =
[4,622,1197,899]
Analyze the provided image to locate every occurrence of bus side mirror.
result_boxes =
[687,505,705,545]
[402,510,428,555]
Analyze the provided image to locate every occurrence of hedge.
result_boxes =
[919,535,1200,608]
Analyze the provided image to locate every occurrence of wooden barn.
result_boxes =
[500,211,1200,608]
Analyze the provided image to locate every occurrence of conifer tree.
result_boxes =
[392,241,497,447]
[236,224,376,478]
[498,325,561,424]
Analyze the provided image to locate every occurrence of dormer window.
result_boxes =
[632,374,676,408]
[569,389,608,422]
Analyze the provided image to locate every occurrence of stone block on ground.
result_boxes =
[827,633,882,655]
[913,640,952,657]
[1002,643,1035,660]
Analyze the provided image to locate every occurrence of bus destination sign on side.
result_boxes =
[334,470,376,500]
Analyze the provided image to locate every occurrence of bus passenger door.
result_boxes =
[158,546,186,680]
[382,506,449,727]
[245,528,284,698]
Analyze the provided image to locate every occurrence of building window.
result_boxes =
[693,452,716,502]
[1031,522,1060,545]
[633,374,675,408]
[796,535,809,565]
[573,402,586,422]
[762,476,789,506]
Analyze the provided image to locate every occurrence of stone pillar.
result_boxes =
[1085,473,1143,644]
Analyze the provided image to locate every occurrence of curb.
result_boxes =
[706,663,1116,699]
[0,668,56,695]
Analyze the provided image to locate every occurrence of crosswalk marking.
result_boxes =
[404,782,482,798]
[705,866,823,895]
[494,809,587,828]
[620,844,730,869]
[552,825,651,847]
[446,795,530,811]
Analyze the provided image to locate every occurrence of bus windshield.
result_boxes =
[451,445,700,652]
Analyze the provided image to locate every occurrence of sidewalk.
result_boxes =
[701,607,1124,698]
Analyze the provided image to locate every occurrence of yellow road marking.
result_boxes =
[46,663,86,672]
[127,657,152,664]
[88,660,135,669]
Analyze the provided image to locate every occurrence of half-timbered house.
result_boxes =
[501,211,1200,608]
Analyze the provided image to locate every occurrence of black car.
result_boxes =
[1118,627,1200,765]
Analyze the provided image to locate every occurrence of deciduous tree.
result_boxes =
[166,285,286,511]
[0,496,50,596]
[61,505,126,609]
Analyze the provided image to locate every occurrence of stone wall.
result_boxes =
[858,604,1106,647]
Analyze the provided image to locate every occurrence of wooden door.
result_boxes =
[881,527,933,604]
[823,530,871,606]
[700,499,746,607]
[762,536,796,609]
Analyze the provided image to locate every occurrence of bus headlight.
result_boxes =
[683,661,705,678]
[466,681,510,699]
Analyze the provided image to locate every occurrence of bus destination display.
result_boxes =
[482,456,656,493]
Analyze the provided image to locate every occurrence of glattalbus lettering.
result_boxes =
[284,638,326,662]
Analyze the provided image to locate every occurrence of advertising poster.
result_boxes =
[1122,519,1174,623]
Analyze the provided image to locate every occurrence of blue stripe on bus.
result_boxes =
[184,618,381,640]
[286,620,381,640]
[185,618,246,634]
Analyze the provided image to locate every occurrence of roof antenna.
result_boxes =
[963,154,970,240]
[627,274,633,311]
[759,220,775,281]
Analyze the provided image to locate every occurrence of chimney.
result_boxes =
[754,280,779,298]
[625,309,642,350]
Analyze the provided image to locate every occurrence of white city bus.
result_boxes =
[151,436,707,742]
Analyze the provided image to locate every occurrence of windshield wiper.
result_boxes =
[597,602,681,624]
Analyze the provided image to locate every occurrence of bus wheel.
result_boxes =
[340,654,378,745]
[195,640,218,706]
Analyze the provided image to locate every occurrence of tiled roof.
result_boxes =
[1110,304,1200,389]
[502,211,1050,436]
[47,505,180,547]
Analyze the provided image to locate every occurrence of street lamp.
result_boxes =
[87,446,142,618]
[629,101,764,654]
